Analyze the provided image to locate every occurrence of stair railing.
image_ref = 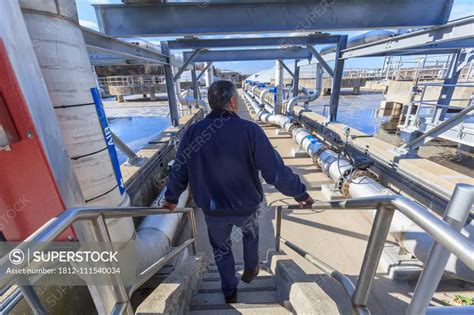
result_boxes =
[275,184,474,315]
[0,206,198,315]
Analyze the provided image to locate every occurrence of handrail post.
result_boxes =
[352,204,395,310]
[188,210,198,255]
[86,215,133,314]
[275,206,282,252]
[407,184,474,315]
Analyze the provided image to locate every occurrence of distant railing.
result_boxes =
[400,82,474,131]
[98,75,166,88]
[340,64,473,81]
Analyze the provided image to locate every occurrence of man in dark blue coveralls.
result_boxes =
[163,80,314,303]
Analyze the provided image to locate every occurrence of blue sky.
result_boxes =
[77,0,473,75]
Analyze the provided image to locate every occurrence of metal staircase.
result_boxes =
[189,262,293,314]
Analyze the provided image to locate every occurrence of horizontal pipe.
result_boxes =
[245,88,474,281]
[127,237,195,294]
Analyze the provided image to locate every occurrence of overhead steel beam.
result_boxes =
[338,16,474,59]
[293,60,300,97]
[93,0,453,37]
[343,39,474,58]
[168,35,339,49]
[183,47,312,62]
[82,27,168,65]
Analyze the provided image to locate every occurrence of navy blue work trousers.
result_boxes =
[204,212,259,297]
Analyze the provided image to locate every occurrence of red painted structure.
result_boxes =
[0,40,74,241]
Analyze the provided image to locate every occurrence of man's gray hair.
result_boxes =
[207,80,238,111]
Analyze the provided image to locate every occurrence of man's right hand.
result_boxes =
[298,195,315,208]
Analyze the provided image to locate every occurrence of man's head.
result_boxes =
[207,80,238,112]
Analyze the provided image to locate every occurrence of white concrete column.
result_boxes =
[205,62,214,88]
[274,60,284,114]
[20,0,133,236]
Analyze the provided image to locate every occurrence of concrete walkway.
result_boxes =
[193,94,473,314]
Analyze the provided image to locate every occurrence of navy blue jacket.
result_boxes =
[165,110,309,216]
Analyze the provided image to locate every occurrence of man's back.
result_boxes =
[163,80,312,302]
[165,109,309,217]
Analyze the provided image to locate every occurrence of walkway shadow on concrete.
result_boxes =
[282,212,371,242]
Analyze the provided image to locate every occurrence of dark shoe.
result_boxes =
[241,265,259,284]
[225,290,238,304]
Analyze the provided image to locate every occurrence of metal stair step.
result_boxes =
[198,286,276,294]
[198,276,276,291]
[189,303,292,314]
[191,290,279,306]
[200,274,273,282]
[203,268,272,280]
[206,262,267,274]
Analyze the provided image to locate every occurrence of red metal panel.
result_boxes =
[0,40,74,241]
[0,95,20,145]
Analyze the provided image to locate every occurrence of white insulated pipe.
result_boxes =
[286,63,323,114]
[260,89,270,105]
[244,89,474,282]
[274,60,284,114]
[204,62,214,88]
[134,188,189,273]
[175,77,211,112]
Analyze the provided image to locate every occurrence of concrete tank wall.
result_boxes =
[385,80,474,107]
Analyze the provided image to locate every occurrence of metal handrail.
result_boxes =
[399,103,474,154]
[275,193,474,315]
[417,82,474,88]
[0,206,198,314]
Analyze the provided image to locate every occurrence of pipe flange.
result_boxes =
[287,121,300,133]
[337,168,354,196]
[340,170,377,198]
[313,146,327,157]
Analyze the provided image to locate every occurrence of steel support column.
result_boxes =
[329,36,348,122]
[293,60,300,97]
[161,41,179,126]
[191,64,199,100]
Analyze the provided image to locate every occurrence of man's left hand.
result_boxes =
[162,200,177,211]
